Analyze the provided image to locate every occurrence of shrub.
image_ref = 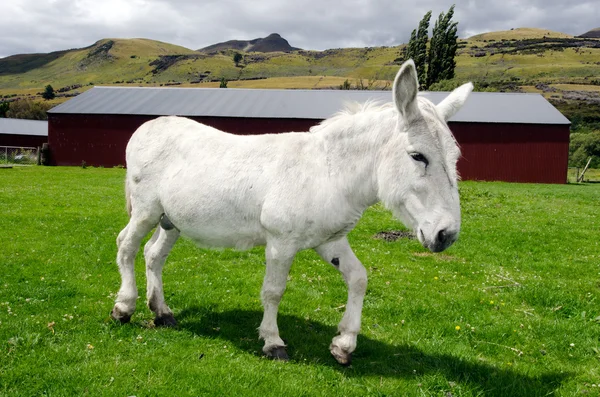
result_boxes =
[569,131,600,168]
[339,79,351,90]
[5,99,52,120]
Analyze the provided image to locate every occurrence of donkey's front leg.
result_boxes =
[316,237,367,365]
[259,241,296,360]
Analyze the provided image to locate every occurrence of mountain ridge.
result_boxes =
[198,33,301,53]
[578,27,600,38]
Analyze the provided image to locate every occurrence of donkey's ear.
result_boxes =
[393,60,419,122]
[436,82,474,121]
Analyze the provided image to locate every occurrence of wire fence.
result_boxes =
[567,167,600,183]
[0,146,40,166]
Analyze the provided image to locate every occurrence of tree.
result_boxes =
[42,84,56,100]
[405,11,431,87]
[219,77,228,88]
[233,52,243,67]
[569,131,600,168]
[404,5,458,90]
[405,29,418,62]
[427,5,458,89]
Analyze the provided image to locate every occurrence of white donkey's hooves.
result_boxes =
[110,306,132,324]
[154,313,177,327]
[264,346,289,361]
[330,344,352,366]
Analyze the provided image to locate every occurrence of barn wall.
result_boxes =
[48,114,570,184]
[452,122,570,184]
[48,114,319,167]
[0,133,47,148]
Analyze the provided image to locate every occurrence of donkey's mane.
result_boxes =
[309,100,393,133]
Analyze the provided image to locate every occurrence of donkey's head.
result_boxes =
[378,60,472,252]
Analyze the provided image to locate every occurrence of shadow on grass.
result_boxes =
[177,306,569,396]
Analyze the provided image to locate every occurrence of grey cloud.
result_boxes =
[1,0,598,58]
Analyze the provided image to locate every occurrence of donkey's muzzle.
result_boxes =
[429,228,458,252]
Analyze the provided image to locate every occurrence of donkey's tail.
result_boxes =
[125,177,132,217]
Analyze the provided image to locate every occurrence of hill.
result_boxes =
[198,33,301,53]
[578,27,600,38]
[468,27,573,41]
[1,27,600,123]
[0,38,199,99]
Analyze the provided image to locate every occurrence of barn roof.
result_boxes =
[49,86,570,125]
[0,118,48,136]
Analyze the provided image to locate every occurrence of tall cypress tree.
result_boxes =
[405,6,458,89]
[414,11,432,87]
[426,5,457,89]
[405,29,417,60]
[440,16,458,81]
[405,11,431,87]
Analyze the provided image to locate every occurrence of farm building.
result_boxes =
[47,87,571,183]
[0,118,48,148]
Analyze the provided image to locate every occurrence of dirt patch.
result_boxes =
[373,230,415,242]
[413,252,458,261]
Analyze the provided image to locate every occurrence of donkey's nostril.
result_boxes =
[437,229,447,245]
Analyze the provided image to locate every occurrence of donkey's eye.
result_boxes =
[410,152,429,167]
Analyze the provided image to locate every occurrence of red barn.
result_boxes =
[0,118,48,148]
[48,87,570,183]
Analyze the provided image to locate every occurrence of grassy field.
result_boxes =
[1,167,599,396]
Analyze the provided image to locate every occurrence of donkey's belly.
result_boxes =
[162,199,267,250]
[183,225,267,251]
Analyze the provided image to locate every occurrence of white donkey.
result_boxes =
[111,60,473,365]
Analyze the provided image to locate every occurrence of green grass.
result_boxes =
[1,167,600,396]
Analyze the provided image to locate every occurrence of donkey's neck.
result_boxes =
[315,108,396,212]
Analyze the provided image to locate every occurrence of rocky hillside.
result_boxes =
[198,33,301,53]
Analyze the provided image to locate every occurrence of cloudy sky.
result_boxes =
[1,0,598,58]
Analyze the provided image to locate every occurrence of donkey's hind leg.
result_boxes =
[111,212,160,323]
[259,241,297,360]
[144,226,180,326]
[315,237,368,366]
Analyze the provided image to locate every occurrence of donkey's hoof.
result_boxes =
[265,346,289,361]
[330,344,352,366]
[154,313,177,327]
[110,307,132,324]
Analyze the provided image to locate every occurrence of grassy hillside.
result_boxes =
[468,27,574,41]
[0,39,197,97]
[1,30,600,122]
[454,35,600,121]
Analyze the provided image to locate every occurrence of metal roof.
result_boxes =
[0,118,48,136]
[49,86,570,125]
